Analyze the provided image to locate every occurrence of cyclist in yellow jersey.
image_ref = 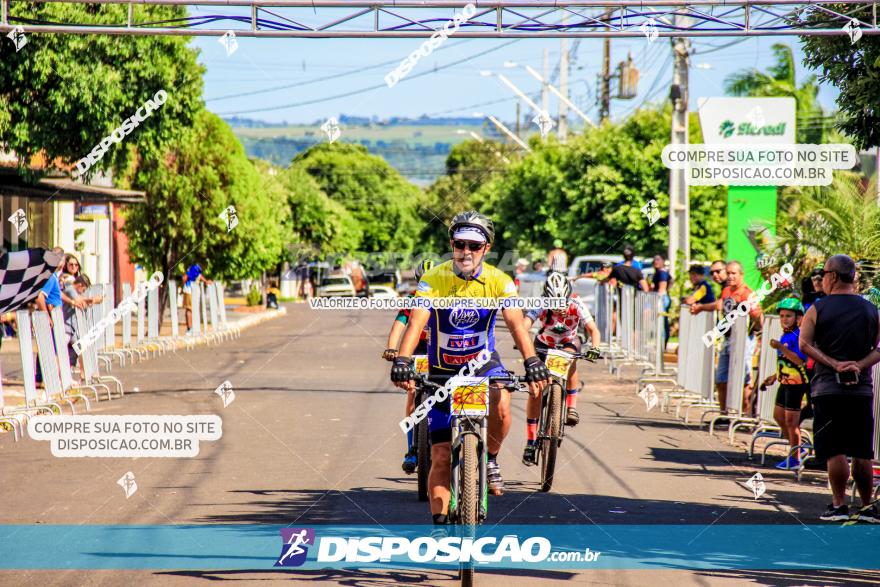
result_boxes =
[391,211,550,525]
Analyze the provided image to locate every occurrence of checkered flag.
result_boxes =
[0,248,62,314]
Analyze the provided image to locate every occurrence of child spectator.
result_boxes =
[760,297,809,469]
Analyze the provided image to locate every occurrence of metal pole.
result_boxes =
[523,65,595,126]
[600,12,611,121]
[542,48,550,115]
[559,23,570,141]
[515,101,521,137]
[497,73,543,113]
[488,115,531,151]
[667,15,691,276]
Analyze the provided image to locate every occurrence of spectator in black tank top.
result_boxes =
[799,254,880,523]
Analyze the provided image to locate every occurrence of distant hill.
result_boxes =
[228,116,511,186]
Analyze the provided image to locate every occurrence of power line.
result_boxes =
[206,38,483,102]
[216,39,523,116]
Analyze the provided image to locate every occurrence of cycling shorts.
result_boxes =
[534,337,581,361]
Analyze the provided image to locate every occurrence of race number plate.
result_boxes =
[545,349,574,379]
[450,376,489,416]
[414,355,429,375]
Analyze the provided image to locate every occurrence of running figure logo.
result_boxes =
[214,380,235,407]
[220,205,239,232]
[321,117,341,143]
[532,111,555,139]
[219,31,239,56]
[6,26,27,51]
[117,471,138,499]
[8,209,28,236]
[275,528,315,567]
[640,199,660,226]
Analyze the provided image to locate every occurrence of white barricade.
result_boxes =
[595,282,613,349]
[168,279,181,337]
[136,282,146,344]
[190,283,202,337]
[666,306,716,419]
[756,316,783,424]
[148,284,159,340]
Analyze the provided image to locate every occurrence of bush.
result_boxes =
[246,286,262,307]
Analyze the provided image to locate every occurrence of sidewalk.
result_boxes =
[0,303,288,410]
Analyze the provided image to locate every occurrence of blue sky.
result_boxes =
[194,33,839,127]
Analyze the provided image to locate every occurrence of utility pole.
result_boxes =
[515,101,521,138]
[559,35,569,141]
[667,16,691,276]
[599,11,611,122]
[542,48,550,115]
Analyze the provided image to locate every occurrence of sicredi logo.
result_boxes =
[275,528,315,567]
[718,119,786,139]
[449,307,480,329]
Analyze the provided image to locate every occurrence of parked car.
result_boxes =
[316,275,356,297]
[369,285,399,299]
[368,269,401,289]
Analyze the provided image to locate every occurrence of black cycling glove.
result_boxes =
[391,356,416,382]
[523,355,550,383]
[585,346,601,361]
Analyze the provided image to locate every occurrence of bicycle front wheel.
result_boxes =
[540,382,564,493]
[459,433,479,586]
[416,418,431,502]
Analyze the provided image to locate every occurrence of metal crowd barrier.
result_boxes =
[610,285,636,375]
[749,316,784,458]
[665,306,716,421]
[595,282,614,355]
[705,316,750,434]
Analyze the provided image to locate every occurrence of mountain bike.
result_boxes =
[419,371,527,587]
[537,346,600,492]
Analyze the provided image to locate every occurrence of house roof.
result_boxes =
[0,168,145,204]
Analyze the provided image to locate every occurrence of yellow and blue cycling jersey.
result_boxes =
[415,260,517,373]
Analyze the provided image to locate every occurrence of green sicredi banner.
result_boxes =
[726,185,778,290]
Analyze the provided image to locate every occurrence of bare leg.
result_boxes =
[784,410,802,455]
[827,455,850,508]
[487,385,511,455]
[852,458,875,507]
[716,382,727,413]
[773,405,788,444]
[429,442,451,515]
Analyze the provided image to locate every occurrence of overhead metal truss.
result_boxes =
[2,0,879,38]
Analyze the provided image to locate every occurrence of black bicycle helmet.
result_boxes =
[448,210,495,245]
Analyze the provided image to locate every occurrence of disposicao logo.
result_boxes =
[275,528,315,567]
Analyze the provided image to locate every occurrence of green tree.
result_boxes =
[274,165,363,257]
[291,143,422,253]
[724,43,827,143]
[472,106,727,261]
[767,173,880,292]
[121,111,287,286]
[421,139,513,252]
[0,4,204,179]
[794,11,880,150]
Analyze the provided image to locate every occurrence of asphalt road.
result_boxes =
[1,304,877,586]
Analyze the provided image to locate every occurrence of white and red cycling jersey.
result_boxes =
[526,294,595,347]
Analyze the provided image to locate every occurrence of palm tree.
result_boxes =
[766,174,880,298]
[724,43,828,143]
